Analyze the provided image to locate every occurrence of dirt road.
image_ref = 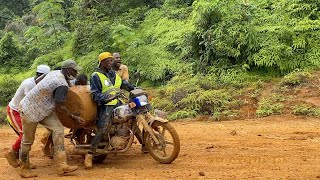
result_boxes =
[1,115,320,179]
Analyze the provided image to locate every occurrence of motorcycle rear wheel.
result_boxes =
[143,122,180,164]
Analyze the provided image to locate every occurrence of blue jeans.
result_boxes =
[90,105,116,152]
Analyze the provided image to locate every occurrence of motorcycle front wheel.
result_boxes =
[143,122,180,164]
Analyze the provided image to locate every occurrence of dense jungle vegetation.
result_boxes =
[0,0,319,121]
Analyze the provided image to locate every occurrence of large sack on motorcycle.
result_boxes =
[56,85,97,128]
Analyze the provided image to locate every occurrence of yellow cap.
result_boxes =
[99,52,113,61]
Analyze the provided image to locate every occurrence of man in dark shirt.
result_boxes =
[84,52,134,168]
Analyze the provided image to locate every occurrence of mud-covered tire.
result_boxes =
[93,154,107,163]
[143,122,180,164]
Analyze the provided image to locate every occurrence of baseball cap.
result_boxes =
[37,65,51,74]
[99,52,113,62]
[61,59,82,71]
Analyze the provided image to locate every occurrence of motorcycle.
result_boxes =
[65,88,180,164]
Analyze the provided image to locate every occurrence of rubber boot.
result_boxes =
[4,149,19,168]
[20,161,38,178]
[19,152,38,178]
[54,151,78,175]
[84,153,93,169]
[18,161,36,169]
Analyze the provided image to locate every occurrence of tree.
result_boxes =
[0,32,24,67]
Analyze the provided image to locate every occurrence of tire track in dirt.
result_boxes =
[1,116,320,179]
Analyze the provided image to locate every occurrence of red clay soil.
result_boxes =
[2,114,320,179]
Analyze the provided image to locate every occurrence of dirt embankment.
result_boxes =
[2,115,320,179]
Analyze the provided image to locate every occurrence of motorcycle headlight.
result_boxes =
[132,95,149,107]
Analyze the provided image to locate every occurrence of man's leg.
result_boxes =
[19,112,38,178]
[135,128,148,153]
[84,106,107,168]
[41,131,54,158]
[40,112,78,175]
[85,105,115,168]
[5,106,22,167]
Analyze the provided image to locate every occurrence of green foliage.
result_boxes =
[111,24,136,51]
[280,69,311,87]
[190,0,257,71]
[5,21,26,35]
[0,106,7,124]
[176,89,232,115]
[75,51,100,75]
[293,104,313,116]
[72,20,114,57]
[151,98,175,112]
[114,7,149,28]
[189,0,320,73]
[153,73,245,120]
[0,0,30,16]
[292,104,320,117]
[32,0,66,27]
[1,0,320,122]
[168,110,197,120]
[0,75,20,106]
[0,32,25,67]
[256,98,284,118]
[0,7,15,29]
[121,7,194,82]
[250,0,320,72]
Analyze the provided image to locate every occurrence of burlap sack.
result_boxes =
[56,85,97,128]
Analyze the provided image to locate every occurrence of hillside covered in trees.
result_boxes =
[0,0,319,121]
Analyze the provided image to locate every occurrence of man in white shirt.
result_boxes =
[5,65,51,169]
[18,59,83,178]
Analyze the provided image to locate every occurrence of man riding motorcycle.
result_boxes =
[84,52,135,168]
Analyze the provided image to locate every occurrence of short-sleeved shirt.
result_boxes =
[20,70,68,123]
[9,77,36,111]
[116,64,129,80]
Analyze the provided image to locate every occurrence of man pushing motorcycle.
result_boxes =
[84,52,135,168]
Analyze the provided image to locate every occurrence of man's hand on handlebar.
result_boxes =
[105,94,117,102]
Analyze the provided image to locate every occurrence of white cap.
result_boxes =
[36,65,51,74]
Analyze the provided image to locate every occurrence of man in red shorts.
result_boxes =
[5,64,51,168]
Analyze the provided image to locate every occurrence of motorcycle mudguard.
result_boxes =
[141,115,168,144]
[148,116,168,125]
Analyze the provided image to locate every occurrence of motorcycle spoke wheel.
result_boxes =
[144,122,180,164]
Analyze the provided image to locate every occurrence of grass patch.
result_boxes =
[292,104,320,117]
[256,98,284,118]
[280,69,311,87]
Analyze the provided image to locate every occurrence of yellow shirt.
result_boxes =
[116,64,129,80]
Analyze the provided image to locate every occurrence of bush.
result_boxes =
[293,104,320,117]
[0,32,25,67]
[152,97,175,112]
[256,98,284,118]
[168,110,197,120]
[152,73,244,120]
[0,106,7,124]
[0,75,20,106]
[280,69,311,87]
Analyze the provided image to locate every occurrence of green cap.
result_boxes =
[61,59,82,71]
